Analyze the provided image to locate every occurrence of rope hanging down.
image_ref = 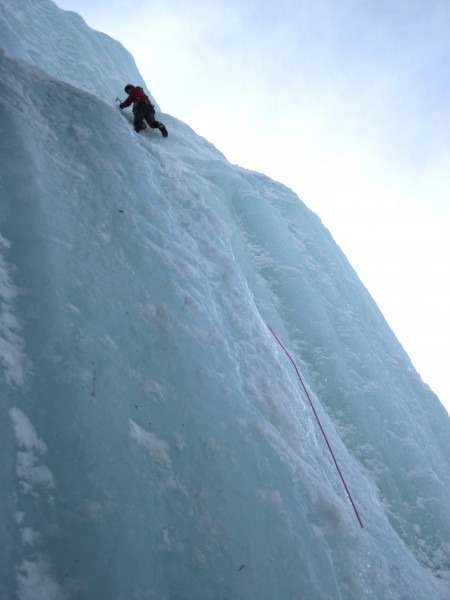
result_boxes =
[266,324,364,529]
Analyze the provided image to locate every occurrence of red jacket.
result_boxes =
[121,87,151,109]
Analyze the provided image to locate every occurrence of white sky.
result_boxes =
[54,0,450,413]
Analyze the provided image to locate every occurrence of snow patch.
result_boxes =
[9,407,54,494]
[20,527,40,546]
[16,556,64,600]
[0,235,31,387]
[129,419,172,468]
[9,407,47,453]
[101,334,119,351]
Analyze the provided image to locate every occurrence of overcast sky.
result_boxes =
[54,0,450,412]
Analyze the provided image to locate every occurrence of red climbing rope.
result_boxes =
[266,324,364,529]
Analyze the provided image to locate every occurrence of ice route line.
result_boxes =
[266,324,364,529]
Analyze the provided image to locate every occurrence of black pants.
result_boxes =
[133,101,164,131]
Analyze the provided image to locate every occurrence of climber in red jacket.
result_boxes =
[119,84,168,137]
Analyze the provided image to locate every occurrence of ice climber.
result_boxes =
[119,84,168,137]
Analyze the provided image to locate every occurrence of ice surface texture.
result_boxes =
[0,1,449,599]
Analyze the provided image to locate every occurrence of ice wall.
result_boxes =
[0,0,158,106]
[0,1,449,599]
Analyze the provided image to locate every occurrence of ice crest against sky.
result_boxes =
[1,1,450,599]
